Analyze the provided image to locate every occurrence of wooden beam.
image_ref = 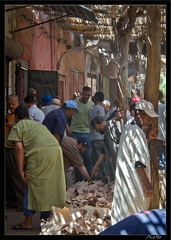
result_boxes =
[63,29,111,34]
[144,5,161,209]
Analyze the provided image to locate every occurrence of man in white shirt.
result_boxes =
[111,100,158,224]
[88,92,108,182]
[24,96,45,123]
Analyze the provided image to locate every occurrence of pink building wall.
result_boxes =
[15,9,54,70]
[14,8,87,101]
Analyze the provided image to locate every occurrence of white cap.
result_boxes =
[135,100,158,117]
[103,100,110,106]
[52,98,60,106]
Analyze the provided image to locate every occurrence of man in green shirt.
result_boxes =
[70,86,94,182]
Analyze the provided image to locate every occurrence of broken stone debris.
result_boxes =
[40,180,114,235]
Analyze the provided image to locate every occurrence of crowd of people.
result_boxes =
[5,86,166,232]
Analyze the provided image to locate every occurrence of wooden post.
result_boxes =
[144,6,161,209]
[111,6,138,111]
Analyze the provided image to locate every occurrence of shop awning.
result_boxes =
[5,36,24,60]
[8,5,98,33]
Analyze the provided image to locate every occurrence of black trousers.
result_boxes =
[5,147,24,209]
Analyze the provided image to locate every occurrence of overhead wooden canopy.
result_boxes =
[5,5,98,23]
[5,4,166,48]
[59,5,166,44]
[53,5,98,23]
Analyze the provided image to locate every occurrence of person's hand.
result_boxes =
[113,109,125,122]
[91,165,98,177]
[5,122,14,129]
[20,171,28,186]
[66,124,72,136]
[88,178,94,184]
[119,110,125,119]
[148,128,158,140]
[143,124,158,141]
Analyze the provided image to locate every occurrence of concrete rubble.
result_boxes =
[40,180,114,235]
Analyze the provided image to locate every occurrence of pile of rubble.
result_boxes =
[159,169,166,209]
[40,180,114,235]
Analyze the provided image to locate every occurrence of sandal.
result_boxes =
[12,223,32,230]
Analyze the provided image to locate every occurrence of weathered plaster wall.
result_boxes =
[13,8,87,101]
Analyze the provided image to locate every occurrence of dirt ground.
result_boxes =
[4,209,41,235]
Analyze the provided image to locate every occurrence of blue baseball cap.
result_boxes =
[63,100,78,112]
[42,94,53,105]
[79,137,90,149]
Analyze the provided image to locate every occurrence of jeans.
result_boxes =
[157,140,166,169]
[23,187,36,216]
[23,186,51,220]
[71,132,92,182]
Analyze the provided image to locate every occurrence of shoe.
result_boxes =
[12,223,32,230]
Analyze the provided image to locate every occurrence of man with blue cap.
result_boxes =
[61,136,91,187]
[43,100,78,144]
[24,96,45,123]
[40,94,59,116]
